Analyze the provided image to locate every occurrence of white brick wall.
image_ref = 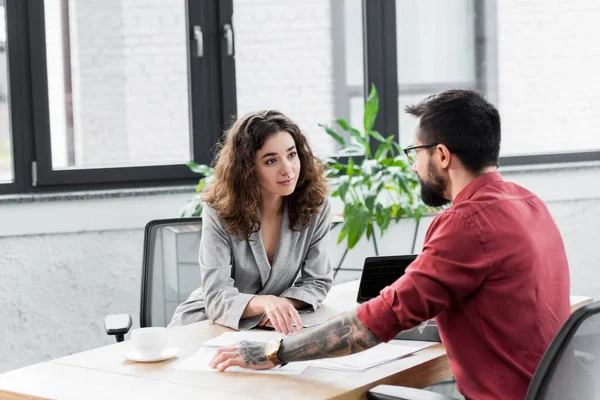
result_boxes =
[232,0,338,156]
[121,0,189,165]
[68,0,128,165]
[497,1,600,155]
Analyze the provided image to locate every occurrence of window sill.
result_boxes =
[499,161,600,203]
[2,161,600,237]
[0,185,196,205]
[499,160,600,175]
[0,185,197,237]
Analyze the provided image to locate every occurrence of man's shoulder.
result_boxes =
[457,181,540,214]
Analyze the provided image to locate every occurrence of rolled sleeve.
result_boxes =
[357,293,403,342]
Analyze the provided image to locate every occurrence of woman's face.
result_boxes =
[255,130,301,198]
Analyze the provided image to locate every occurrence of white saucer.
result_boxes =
[125,347,179,363]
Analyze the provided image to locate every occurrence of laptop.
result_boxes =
[356,254,441,342]
[356,254,418,303]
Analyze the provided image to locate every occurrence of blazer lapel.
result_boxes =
[249,229,272,288]
[264,205,301,291]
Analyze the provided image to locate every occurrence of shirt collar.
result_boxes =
[453,171,504,205]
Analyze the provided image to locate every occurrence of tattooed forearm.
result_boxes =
[278,311,381,363]
[237,341,270,366]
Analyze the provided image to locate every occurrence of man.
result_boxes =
[209,90,571,400]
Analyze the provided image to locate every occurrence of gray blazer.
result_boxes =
[169,199,333,330]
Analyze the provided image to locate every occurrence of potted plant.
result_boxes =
[320,84,429,254]
[179,163,214,217]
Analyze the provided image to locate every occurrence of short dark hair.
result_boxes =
[405,89,501,174]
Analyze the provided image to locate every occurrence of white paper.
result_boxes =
[298,303,350,327]
[173,347,310,375]
[202,331,286,348]
[310,341,436,372]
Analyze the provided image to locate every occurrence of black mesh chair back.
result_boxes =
[526,301,600,400]
[140,218,202,328]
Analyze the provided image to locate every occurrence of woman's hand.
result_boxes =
[258,313,273,328]
[261,296,303,334]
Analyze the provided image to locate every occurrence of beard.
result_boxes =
[419,160,450,208]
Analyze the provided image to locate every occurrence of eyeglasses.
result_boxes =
[403,143,439,164]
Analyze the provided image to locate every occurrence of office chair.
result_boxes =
[367,300,600,400]
[104,218,203,342]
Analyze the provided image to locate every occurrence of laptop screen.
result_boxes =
[356,254,418,303]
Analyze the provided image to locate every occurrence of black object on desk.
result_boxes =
[356,254,441,342]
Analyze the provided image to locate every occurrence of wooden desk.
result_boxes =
[0,281,592,400]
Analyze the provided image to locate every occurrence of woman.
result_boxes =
[169,110,333,334]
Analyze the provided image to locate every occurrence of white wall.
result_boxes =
[1,165,599,373]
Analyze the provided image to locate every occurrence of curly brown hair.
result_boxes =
[203,110,329,241]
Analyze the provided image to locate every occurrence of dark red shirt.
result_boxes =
[357,171,570,400]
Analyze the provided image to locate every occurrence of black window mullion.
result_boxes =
[26,0,53,186]
[217,0,237,131]
[1,0,34,195]
[187,0,226,166]
[363,0,399,151]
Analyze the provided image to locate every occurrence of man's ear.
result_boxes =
[436,144,452,170]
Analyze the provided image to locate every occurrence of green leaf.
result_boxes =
[336,119,368,154]
[337,224,349,244]
[192,205,203,217]
[346,157,355,178]
[395,173,411,194]
[346,207,369,249]
[364,84,379,132]
[368,130,386,142]
[366,220,373,240]
[393,141,403,155]
[187,161,213,175]
[335,119,352,131]
[337,176,350,200]
[318,123,346,146]
[339,145,364,156]
[380,157,394,167]
[374,144,389,160]
[365,193,376,213]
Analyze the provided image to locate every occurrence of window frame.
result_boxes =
[1,0,30,195]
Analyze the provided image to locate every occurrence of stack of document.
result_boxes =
[174,331,436,375]
[203,331,284,347]
[310,341,436,372]
[173,331,310,375]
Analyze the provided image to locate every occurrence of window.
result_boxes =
[497,1,600,158]
[2,1,598,196]
[44,0,191,170]
[4,0,225,193]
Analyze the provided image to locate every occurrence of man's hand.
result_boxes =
[210,341,276,372]
[261,296,303,334]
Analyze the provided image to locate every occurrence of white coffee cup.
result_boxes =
[131,327,169,356]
